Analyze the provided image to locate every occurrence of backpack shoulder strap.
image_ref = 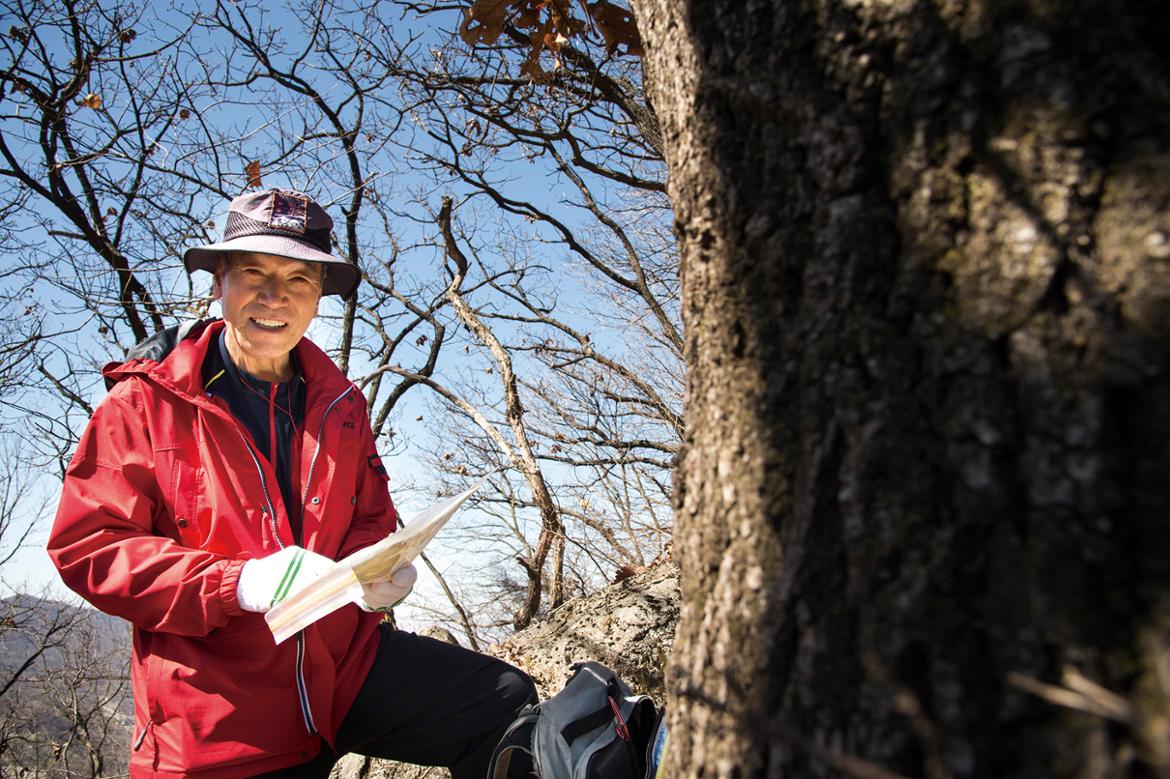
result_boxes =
[488,706,541,779]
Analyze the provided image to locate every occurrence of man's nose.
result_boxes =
[258,277,288,302]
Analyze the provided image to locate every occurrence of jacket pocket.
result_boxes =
[143,645,165,726]
[168,458,206,547]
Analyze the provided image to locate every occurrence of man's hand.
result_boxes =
[237,546,337,613]
[360,563,417,612]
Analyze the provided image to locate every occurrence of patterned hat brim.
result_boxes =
[183,234,361,300]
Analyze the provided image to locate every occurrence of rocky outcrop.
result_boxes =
[491,560,680,701]
[330,562,679,779]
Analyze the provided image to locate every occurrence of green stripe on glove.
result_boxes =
[237,545,337,614]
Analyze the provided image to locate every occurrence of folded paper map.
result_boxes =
[265,477,489,644]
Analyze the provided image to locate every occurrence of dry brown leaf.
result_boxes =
[457,0,641,82]
[518,16,557,82]
[245,160,262,189]
[515,0,543,28]
[460,0,513,46]
[520,50,548,81]
[588,0,642,56]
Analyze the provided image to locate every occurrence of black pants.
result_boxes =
[257,626,538,779]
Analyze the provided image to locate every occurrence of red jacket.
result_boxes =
[48,320,397,777]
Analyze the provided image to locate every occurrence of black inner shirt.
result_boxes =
[202,330,307,542]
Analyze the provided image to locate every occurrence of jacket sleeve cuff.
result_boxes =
[219,559,248,617]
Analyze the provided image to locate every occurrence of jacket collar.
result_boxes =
[103,319,354,401]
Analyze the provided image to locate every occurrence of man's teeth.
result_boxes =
[252,318,287,329]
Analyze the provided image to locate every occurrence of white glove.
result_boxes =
[237,546,338,613]
[359,563,417,612]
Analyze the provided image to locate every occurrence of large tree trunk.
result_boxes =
[632,0,1170,775]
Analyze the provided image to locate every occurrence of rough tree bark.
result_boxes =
[631,0,1170,776]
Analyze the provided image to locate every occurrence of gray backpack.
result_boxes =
[488,661,664,779]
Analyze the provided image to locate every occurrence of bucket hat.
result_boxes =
[183,188,361,299]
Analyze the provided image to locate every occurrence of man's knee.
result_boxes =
[500,666,539,711]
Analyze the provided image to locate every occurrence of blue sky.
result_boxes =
[0,0,674,641]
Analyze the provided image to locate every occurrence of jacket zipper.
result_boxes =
[232,384,353,737]
[233,428,281,550]
[231,425,317,735]
[132,722,150,750]
[301,386,353,505]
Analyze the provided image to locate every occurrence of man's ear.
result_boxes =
[211,256,226,300]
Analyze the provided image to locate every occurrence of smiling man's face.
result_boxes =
[213,251,324,382]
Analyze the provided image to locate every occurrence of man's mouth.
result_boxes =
[251,317,287,330]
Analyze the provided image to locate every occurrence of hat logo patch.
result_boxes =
[269,191,308,234]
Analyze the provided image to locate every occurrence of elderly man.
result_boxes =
[48,189,536,778]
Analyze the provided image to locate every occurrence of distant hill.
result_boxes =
[1,594,132,777]
[1,593,129,674]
